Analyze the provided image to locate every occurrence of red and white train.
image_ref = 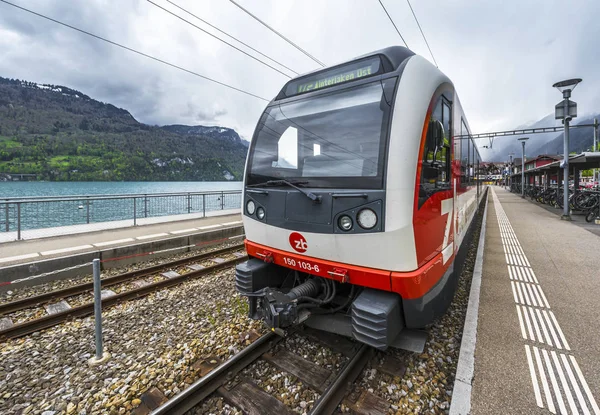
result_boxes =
[236,46,483,350]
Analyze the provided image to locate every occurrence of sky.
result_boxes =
[1,0,599,149]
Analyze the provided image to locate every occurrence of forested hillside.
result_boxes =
[0,77,248,181]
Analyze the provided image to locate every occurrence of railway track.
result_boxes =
[136,328,403,415]
[0,244,246,341]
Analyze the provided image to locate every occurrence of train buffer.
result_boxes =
[454,186,600,414]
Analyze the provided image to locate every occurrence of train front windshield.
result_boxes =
[246,79,395,189]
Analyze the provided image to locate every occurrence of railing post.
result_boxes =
[133,197,137,226]
[221,191,225,210]
[187,193,191,214]
[4,202,8,232]
[144,195,148,218]
[17,203,21,240]
[202,194,206,218]
[86,197,91,224]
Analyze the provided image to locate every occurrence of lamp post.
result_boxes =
[518,137,529,197]
[553,78,582,220]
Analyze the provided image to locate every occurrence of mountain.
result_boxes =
[486,111,599,162]
[0,76,248,181]
[161,125,249,147]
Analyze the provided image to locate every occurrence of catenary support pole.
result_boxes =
[521,142,526,197]
[562,95,571,220]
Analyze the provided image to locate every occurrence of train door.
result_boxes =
[414,92,453,268]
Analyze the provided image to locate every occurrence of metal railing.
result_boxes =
[1,190,242,240]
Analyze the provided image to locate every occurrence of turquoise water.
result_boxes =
[0,181,242,199]
[0,182,243,232]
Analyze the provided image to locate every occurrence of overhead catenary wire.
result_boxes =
[164,0,300,76]
[377,0,409,48]
[228,0,326,68]
[146,0,292,78]
[0,0,270,101]
[406,0,438,67]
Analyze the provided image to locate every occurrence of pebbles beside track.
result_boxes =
[0,201,485,415]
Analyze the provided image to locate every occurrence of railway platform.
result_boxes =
[455,186,600,414]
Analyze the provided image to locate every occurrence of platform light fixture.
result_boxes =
[553,78,582,220]
[518,138,529,197]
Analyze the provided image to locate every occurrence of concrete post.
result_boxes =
[88,259,110,366]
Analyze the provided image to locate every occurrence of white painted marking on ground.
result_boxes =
[537,285,551,308]
[528,268,539,284]
[526,345,544,408]
[510,281,519,303]
[536,309,552,345]
[516,306,527,339]
[526,284,538,307]
[561,353,590,415]
[570,356,600,415]
[552,351,578,415]
[169,228,198,234]
[93,238,135,247]
[528,306,544,343]
[198,224,223,230]
[228,234,244,239]
[534,346,556,413]
[542,310,562,350]
[41,245,94,256]
[0,253,40,264]
[522,306,535,341]
[542,349,567,415]
[136,233,169,240]
[508,266,515,280]
[530,285,544,308]
[549,311,570,351]
[221,221,242,226]
[516,281,525,304]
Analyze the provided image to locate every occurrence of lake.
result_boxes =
[0,181,243,198]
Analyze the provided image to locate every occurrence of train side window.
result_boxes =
[419,96,451,208]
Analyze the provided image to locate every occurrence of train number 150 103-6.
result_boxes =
[282,257,320,273]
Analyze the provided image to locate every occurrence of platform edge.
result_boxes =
[449,189,489,415]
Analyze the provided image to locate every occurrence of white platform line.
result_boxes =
[542,309,563,350]
[0,253,40,263]
[530,285,544,308]
[570,356,600,415]
[508,266,515,280]
[561,353,591,415]
[136,233,169,240]
[536,309,552,346]
[534,346,556,413]
[170,228,198,234]
[542,349,567,415]
[553,351,578,415]
[528,306,544,344]
[93,238,135,247]
[511,281,519,303]
[41,245,94,256]
[549,312,570,351]
[221,221,242,226]
[516,281,526,304]
[526,345,544,409]
[526,284,539,307]
[516,305,528,339]
[198,224,223,230]
[522,305,535,341]
[537,285,551,308]
[528,268,539,284]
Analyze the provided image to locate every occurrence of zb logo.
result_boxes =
[289,232,308,253]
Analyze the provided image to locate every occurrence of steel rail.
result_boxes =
[309,343,373,414]
[0,244,244,315]
[0,256,247,341]
[150,331,280,415]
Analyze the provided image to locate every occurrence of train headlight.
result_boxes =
[338,215,353,231]
[256,207,266,220]
[246,200,256,215]
[357,209,377,229]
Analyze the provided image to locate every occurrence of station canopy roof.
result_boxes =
[512,152,600,176]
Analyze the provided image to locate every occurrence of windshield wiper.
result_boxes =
[247,180,322,203]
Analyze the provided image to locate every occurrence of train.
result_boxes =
[235,46,484,350]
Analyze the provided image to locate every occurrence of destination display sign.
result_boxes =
[283,56,382,97]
